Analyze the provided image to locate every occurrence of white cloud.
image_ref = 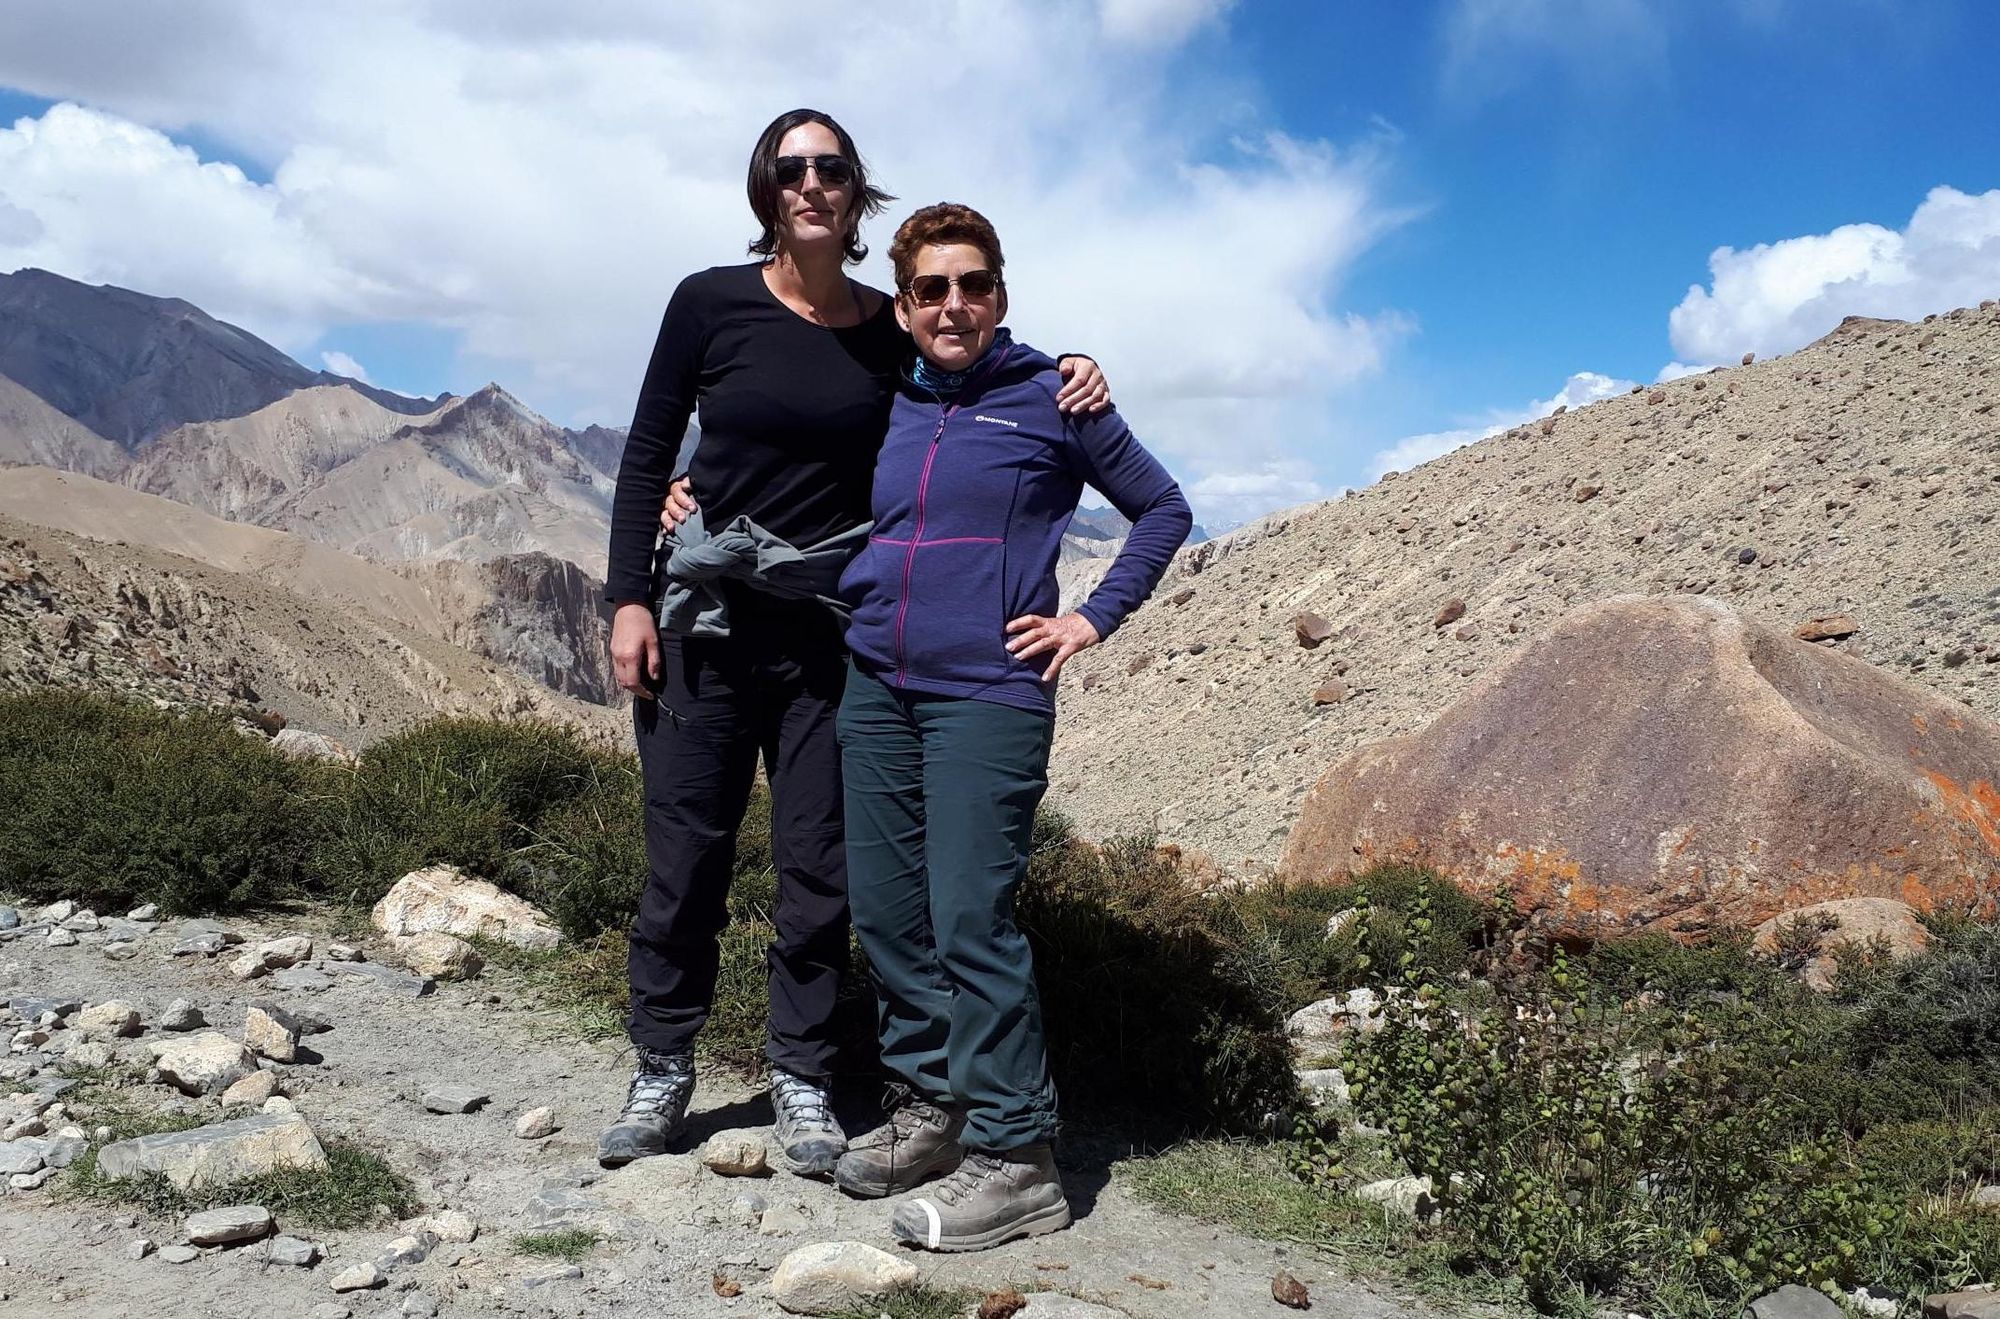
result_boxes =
[1440,0,1668,103]
[320,350,370,383]
[1098,0,1236,47]
[1668,185,2000,364]
[1654,360,1717,383]
[1366,369,1635,479]
[0,0,1409,530]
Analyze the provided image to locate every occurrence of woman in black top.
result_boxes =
[598,108,1107,1175]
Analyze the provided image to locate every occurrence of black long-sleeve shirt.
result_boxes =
[605,263,908,604]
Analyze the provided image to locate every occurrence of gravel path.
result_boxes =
[0,907,1443,1319]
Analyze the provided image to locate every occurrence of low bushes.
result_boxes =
[0,691,318,914]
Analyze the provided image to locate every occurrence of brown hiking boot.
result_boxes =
[834,1092,965,1198]
[889,1141,1070,1252]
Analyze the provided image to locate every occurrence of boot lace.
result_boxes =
[623,1046,694,1119]
[771,1069,835,1133]
[928,1151,1005,1207]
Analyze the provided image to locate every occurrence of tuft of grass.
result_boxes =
[1120,1139,1524,1311]
[827,1285,981,1319]
[512,1229,602,1262]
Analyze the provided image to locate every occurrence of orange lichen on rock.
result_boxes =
[1922,771,2000,855]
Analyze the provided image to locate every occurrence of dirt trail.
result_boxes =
[0,908,1440,1319]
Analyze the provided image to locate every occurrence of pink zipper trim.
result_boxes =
[892,345,1014,686]
[871,535,1002,547]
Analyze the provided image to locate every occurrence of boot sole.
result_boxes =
[773,1144,843,1178]
[833,1144,964,1199]
[892,1196,1071,1252]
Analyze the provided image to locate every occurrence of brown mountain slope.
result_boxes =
[1048,304,2000,870]
[0,468,618,707]
[0,372,125,477]
[123,383,454,521]
[0,512,620,748]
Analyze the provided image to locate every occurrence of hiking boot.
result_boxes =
[834,1091,966,1198]
[770,1068,847,1176]
[596,1046,695,1168]
[889,1141,1070,1252]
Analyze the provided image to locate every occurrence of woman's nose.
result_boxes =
[942,284,968,311]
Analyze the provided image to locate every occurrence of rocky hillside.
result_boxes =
[0,273,627,710]
[0,508,619,748]
[1049,304,2000,870]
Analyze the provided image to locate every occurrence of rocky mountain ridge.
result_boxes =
[1046,304,2000,869]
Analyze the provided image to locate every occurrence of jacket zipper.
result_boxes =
[892,346,1013,686]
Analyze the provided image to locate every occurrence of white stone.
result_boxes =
[0,1138,46,1176]
[228,950,270,981]
[185,1204,274,1245]
[770,1242,920,1315]
[9,1167,53,1190]
[1357,1175,1438,1220]
[421,1087,489,1114]
[271,729,356,763]
[125,1239,152,1261]
[96,1113,328,1189]
[1286,988,1387,1050]
[372,866,562,951]
[514,1106,558,1140]
[157,1244,200,1264]
[147,1033,257,1096]
[46,928,77,948]
[257,937,313,968]
[220,1071,281,1108]
[328,1261,385,1292]
[1297,1067,1351,1105]
[389,932,484,982]
[128,904,159,921]
[243,1002,301,1063]
[262,1097,299,1116]
[700,1128,771,1177]
[426,1209,478,1244]
[38,900,75,922]
[76,1000,142,1039]
[758,1203,810,1236]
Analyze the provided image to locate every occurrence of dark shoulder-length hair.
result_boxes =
[746,108,894,266]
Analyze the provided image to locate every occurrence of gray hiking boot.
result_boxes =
[889,1141,1070,1252]
[597,1046,695,1168]
[770,1068,846,1176]
[834,1091,966,1198]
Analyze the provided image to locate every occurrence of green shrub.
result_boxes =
[0,691,318,914]
[1016,816,1297,1130]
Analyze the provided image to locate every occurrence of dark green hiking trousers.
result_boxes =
[835,662,1059,1151]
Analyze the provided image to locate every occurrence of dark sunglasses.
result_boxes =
[904,269,1002,307]
[773,154,855,187]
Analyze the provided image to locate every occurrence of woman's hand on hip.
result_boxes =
[1054,356,1111,415]
[658,477,697,534]
[610,602,662,698]
[1005,611,1102,682]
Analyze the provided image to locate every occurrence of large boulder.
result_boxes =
[1752,896,1931,991]
[371,865,561,951]
[147,1032,258,1096]
[1281,596,2000,936]
[96,1113,328,1188]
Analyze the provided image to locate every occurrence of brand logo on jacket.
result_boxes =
[973,414,1020,428]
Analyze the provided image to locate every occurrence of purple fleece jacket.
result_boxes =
[840,331,1193,715]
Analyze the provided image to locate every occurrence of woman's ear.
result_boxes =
[996,286,1009,325]
[893,293,912,335]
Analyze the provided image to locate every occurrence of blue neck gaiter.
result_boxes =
[911,329,1011,397]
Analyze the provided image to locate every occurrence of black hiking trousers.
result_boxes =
[627,595,849,1079]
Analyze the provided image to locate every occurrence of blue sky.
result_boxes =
[0,1,1995,524]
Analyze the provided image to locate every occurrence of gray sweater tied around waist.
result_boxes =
[655,506,869,637]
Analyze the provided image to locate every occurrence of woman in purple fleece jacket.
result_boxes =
[831,204,1192,1251]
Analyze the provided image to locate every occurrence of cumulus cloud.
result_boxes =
[1668,185,2000,364]
[0,0,1410,529]
[1366,369,1635,479]
[320,350,370,383]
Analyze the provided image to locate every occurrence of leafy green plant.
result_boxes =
[0,691,320,914]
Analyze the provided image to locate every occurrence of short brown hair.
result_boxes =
[746,108,894,266]
[889,203,1005,295]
